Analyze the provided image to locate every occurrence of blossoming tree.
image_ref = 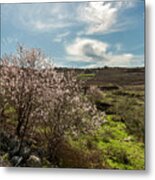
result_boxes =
[0,46,105,161]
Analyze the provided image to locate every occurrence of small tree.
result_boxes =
[0,46,55,151]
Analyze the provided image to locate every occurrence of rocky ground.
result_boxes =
[0,131,50,167]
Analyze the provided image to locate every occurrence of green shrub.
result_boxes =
[69,115,144,170]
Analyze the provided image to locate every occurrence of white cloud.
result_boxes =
[107,53,133,67]
[78,2,117,34]
[53,31,70,43]
[66,38,109,62]
[5,3,75,32]
[2,2,137,34]
[31,20,69,31]
[66,37,143,67]
[78,1,136,35]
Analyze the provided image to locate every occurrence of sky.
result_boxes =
[1,0,145,68]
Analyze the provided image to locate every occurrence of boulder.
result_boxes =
[20,147,31,160]
[26,155,41,167]
[10,156,23,166]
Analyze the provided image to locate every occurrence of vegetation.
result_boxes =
[0,46,144,169]
[78,73,96,80]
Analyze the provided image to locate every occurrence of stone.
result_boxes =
[124,136,132,142]
[0,132,11,151]
[10,156,23,166]
[26,155,41,167]
[20,147,31,160]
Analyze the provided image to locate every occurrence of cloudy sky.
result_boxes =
[1,0,144,68]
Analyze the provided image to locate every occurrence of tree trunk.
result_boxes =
[16,120,23,137]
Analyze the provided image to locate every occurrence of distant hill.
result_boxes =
[55,67,145,87]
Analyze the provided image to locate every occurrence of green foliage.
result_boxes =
[96,115,144,169]
[2,104,17,126]
[78,73,96,80]
[68,115,144,170]
[1,153,9,161]
[111,97,144,141]
[101,87,144,142]
[0,153,11,167]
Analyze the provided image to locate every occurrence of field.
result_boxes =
[0,59,145,169]
[64,67,145,169]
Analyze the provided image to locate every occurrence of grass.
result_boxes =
[68,115,144,169]
[64,82,145,169]
[98,85,144,141]
[78,73,96,80]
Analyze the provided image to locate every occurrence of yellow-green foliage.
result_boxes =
[3,104,17,125]
[101,87,144,141]
[78,73,96,80]
[69,115,144,170]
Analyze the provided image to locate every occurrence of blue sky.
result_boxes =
[1,1,144,68]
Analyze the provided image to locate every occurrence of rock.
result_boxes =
[26,155,41,167]
[36,148,45,158]
[102,119,108,124]
[0,131,20,155]
[0,132,11,151]
[10,156,23,166]
[124,136,132,142]
[20,147,31,160]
